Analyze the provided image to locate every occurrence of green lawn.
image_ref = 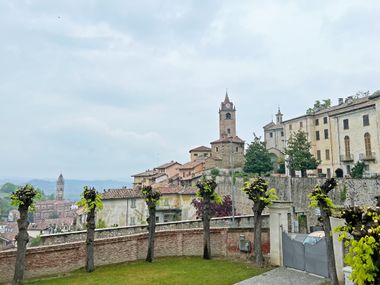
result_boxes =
[26,256,272,285]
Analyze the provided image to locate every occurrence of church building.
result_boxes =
[207,93,245,169]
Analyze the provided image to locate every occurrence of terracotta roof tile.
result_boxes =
[210,136,245,144]
[101,188,142,200]
[189,146,211,152]
[178,160,205,170]
[155,161,181,169]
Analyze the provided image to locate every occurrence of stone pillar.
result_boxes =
[330,217,346,285]
[268,201,292,266]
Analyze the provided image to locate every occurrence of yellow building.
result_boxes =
[264,91,380,177]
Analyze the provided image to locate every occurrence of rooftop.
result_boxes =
[189,146,211,152]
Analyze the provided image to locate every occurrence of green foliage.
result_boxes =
[0,182,18,194]
[210,168,220,177]
[308,179,337,216]
[351,161,366,178]
[142,185,161,207]
[285,131,319,176]
[306,99,331,114]
[10,184,41,212]
[243,135,273,175]
[340,185,348,202]
[30,235,42,247]
[76,186,103,213]
[196,176,222,204]
[241,177,278,211]
[96,218,107,229]
[335,206,380,285]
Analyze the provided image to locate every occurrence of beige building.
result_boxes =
[98,186,197,227]
[189,146,211,162]
[264,91,380,177]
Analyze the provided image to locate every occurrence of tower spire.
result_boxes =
[224,89,230,104]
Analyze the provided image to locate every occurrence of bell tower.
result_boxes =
[56,174,64,201]
[219,91,236,139]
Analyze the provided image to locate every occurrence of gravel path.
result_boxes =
[235,267,329,285]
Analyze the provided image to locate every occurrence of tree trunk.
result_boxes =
[202,196,211,259]
[301,169,307,177]
[13,206,29,285]
[146,205,156,262]
[253,207,264,267]
[86,207,96,272]
[321,211,338,285]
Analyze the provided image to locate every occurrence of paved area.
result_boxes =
[235,267,329,285]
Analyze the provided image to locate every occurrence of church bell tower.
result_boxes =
[219,91,236,139]
[56,174,64,201]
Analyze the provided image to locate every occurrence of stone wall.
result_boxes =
[266,177,380,227]
[215,175,380,229]
[40,215,269,245]
[0,226,269,284]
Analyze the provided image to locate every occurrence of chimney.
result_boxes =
[338,98,343,105]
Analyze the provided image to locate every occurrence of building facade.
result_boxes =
[264,91,380,177]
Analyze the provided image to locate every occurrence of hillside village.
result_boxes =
[2,90,380,249]
[2,91,380,285]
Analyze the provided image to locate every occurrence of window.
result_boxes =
[317,150,321,160]
[323,117,328,124]
[325,149,330,160]
[316,131,320,141]
[225,113,231,120]
[344,136,351,158]
[216,147,219,152]
[131,199,136,208]
[346,165,351,174]
[227,128,231,134]
[130,217,136,226]
[194,153,198,157]
[300,121,303,128]
[365,133,372,156]
[235,147,238,152]
[315,119,319,126]
[363,115,369,126]
[281,131,284,137]
[270,132,273,138]
[324,129,329,139]
[289,124,292,130]
[343,119,349,130]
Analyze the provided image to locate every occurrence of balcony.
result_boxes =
[340,154,354,162]
[359,152,376,161]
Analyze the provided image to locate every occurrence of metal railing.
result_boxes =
[359,152,376,161]
[340,154,354,162]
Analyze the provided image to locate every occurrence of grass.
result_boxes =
[26,256,271,285]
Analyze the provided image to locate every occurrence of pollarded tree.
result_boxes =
[77,186,103,272]
[308,178,339,285]
[142,185,161,262]
[10,184,41,285]
[196,176,222,259]
[336,206,380,284]
[241,177,277,267]
[243,134,273,175]
[285,130,319,177]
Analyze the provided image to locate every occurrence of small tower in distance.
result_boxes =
[276,108,283,124]
[56,174,64,201]
[219,91,236,139]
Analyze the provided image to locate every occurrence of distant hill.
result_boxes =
[27,179,132,201]
[0,179,132,202]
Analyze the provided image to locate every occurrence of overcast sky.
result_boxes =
[1,1,380,180]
